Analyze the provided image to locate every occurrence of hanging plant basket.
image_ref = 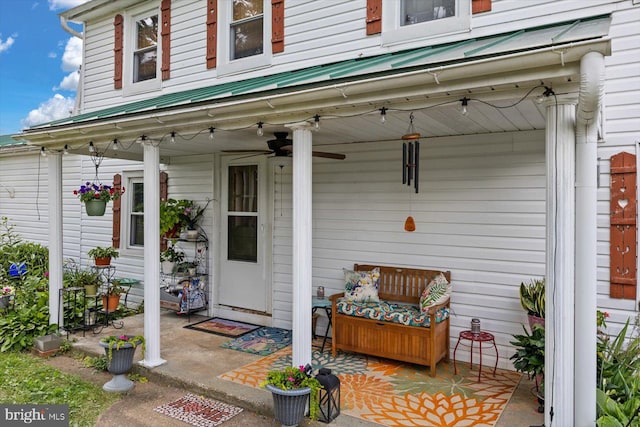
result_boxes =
[85,199,107,216]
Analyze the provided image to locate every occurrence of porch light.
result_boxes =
[208,127,215,140]
[536,86,555,104]
[257,122,264,136]
[315,368,340,423]
[314,114,320,130]
[40,147,46,157]
[89,141,95,153]
[63,145,69,155]
[459,97,469,116]
[112,139,119,151]
[379,107,387,124]
[170,132,176,144]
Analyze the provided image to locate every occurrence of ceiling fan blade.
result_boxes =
[221,149,273,154]
[312,151,346,160]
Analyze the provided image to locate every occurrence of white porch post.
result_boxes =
[140,140,166,367]
[545,95,577,427]
[48,151,64,327]
[288,123,313,368]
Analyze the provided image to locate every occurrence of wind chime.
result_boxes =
[401,113,420,232]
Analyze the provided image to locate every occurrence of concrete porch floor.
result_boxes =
[69,310,544,427]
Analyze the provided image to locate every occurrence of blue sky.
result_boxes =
[0,0,87,135]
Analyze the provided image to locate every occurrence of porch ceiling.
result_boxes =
[14,15,610,161]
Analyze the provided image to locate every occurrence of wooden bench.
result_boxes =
[330,264,451,376]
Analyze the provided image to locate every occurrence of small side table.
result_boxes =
[453,330,498,382]
[312,297,332,352]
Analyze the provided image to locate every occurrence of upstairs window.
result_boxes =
[133,14,158,83]
[231,0,263,60]
[402,0,455,26]
[216,0,272,75]
[382,0,470,45]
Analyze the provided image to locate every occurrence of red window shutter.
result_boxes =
[610,152,637,299]
[160,171,169,251]
[206,0,218,69]
[366,0,382,35]
[161,0,171,80]
[472,0,492,14]
[112,174,122,248]
[114,14,124,89]
[272,0,284,54]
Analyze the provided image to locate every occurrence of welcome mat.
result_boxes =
[184,317,261,337]
[153,393,243,427]
[220,327,292,356]
[219,347,521,426]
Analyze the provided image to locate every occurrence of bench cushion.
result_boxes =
[336,298,449,327]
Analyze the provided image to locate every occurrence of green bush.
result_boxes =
[596,316,640,426]
[0,217,49,279]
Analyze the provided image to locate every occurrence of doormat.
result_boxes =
[219,347,521,427]
[184,317,261,337]
[154,393,243,427]
[220,327,292,356]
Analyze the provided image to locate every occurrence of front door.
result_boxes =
[219,158,269,312]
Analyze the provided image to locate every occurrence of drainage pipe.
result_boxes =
[574,50,604,427]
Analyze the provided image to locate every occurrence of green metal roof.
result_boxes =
[0,134,26,147]
[31,15,610,130]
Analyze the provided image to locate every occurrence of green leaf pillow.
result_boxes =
[419,273,451,313]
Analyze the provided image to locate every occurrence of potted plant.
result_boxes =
[88,246,119,267]
[510,324,545,411]
[181,200,210,239]
[160,199,192,238]
[73,181,124,216]
[102,279,125,312]
[520,278,545,330]
[72,268,102,296]
[0,284,14,309]
[160,246,185,274]
[99,334,145,392]
[260,364,322,425]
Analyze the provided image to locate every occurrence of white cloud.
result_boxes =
[0,36,15,54]
[22,94,76,127]
[54,70,80,91]
[61,36,82,71]
[48,0,89,11]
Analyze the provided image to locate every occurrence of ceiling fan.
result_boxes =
[223,132,346,160]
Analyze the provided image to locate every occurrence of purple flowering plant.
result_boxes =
[74,182,124,203]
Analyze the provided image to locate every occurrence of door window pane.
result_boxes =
[401,0,455,26]
[230,0,263,60]
[133,15,158,82]
[228,216,257,262]
[228,165,258,212]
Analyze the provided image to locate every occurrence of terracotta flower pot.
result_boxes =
[102,294,121,312]
[94,256,112,267]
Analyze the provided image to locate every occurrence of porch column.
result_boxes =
[288,122,313,368]
[140,140,166,368]
[48,151,64,327]
[545,95,577,427]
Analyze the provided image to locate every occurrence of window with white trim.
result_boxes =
[382,0,470,45]
[123,174,144,251]
[217,0,271,75]
[124,5,161,95]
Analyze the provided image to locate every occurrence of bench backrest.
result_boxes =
[354,264,451,304]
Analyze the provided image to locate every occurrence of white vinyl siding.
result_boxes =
[271,130,546,369]
[79,0,622,113]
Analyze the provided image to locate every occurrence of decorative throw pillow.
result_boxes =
[419,273,451,313]
[343,267,380,303]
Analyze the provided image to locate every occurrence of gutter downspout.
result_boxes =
[59,16,84,115]
[574,50,604,427]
